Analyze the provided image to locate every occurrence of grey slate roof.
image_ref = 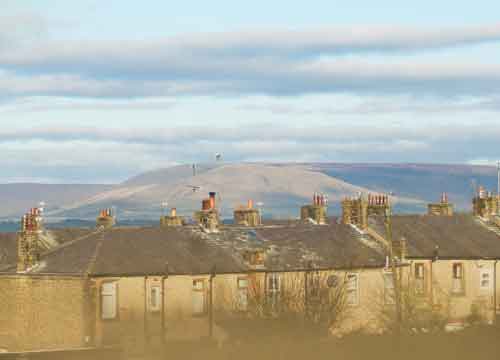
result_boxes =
[0,228,95,270]
[0,220,388,276]
[371,214,500,259]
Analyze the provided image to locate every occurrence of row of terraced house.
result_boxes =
[1,189,500,355]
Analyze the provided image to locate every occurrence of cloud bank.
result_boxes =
[1,23,500,99]
[0,124,498,183]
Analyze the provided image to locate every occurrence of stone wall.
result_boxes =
[0,275,92,352]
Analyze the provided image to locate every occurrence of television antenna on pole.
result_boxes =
[497,160,500,215]
[186,185,201,193]
[497,160,500,197]
[256,201,264,223]
[161,201,169,216]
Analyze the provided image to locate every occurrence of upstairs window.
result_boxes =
[452,263,465,295]
[149,285,161,312]
[307,271,321,300]
[480,268,492,291]
[101,282,118,320]
[384,272,395,305]
[267,273,281,310]
[346,273,359,306]
[192,279,206,316]
[414,263,426,296]
[237,277,249,311]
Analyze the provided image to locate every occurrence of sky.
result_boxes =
[1,0,500,183]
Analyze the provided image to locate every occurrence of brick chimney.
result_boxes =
[160,207,184,227]
[194,192,220,233]
[300,193,328,225]
[472,186,498,218]
[341,196,368,229]
[96,208,116,229]
[17,209,43,272]
[428,193,454,216]
[342,193,391,230]
[234,199,261,227]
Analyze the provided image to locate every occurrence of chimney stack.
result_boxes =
[96,208,115,229]
[209,192,216,209]
[17,208,44,272]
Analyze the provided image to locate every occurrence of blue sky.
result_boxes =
[1,0,500,183]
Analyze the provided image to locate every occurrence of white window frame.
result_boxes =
[267,273,281,309]
[414,263,426,296]
[346,273,359,306]
[237,277,249,311]
[383,272,395,305]
[192,279,206,316]
[452,263,465,295]
[149,285,162,312]
[479,268,492,291]
[101,281,118,320]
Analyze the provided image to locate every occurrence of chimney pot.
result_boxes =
[209,192,216,209]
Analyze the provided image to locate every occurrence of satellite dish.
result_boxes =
[215,153,222,162]
[327,275,339,288]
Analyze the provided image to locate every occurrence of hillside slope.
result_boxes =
[44,163,422,219]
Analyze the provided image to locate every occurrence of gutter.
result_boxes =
[88,264,396,278]
[407,256,500,261]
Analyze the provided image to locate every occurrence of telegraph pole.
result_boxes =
[497,161,500,214]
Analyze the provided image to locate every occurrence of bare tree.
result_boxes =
[375,270,451,334]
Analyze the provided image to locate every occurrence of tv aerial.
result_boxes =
[161,201,169,216]
[186,185,201,193]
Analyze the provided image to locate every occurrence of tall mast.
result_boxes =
[497,160,500,198]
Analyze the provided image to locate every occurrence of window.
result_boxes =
[149,285,161,312]
[267,273,281,310]
[307,272,321,299]
[192,279,206,316]
[452,263,465,295]
[414,263,426,295]
[101,282,118,320]
[346,273,359,306]
[384,272,395,305]
[237,277,249,311]
[480,269,492,291]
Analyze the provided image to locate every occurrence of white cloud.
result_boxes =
[1,24,500,99]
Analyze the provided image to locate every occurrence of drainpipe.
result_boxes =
[209,265,217,339]
[494,260,498,326]
[304,269,309,321]
[161,262,169,346]
[144,276,148,348]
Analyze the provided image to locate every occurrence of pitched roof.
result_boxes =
[205,220,387,270]
[0,228,95,270]
[372,214,500,259]
[0,220,388,276]
[3,226,249,276]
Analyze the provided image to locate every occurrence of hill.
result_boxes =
[0,163,496,221]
